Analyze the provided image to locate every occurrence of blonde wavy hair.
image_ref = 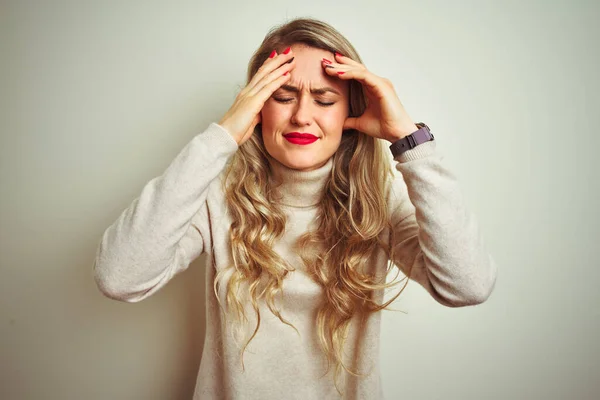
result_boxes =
[214,17,410,396]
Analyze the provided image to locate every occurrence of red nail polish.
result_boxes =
[335,52,343,58]
[284,71,289,75]
[337,71,345,75]
[322,58,332,64]
[283,47,291,54]
[269,50,277,58]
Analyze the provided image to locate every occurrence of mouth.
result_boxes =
[283,132,318,139]
[283,132,319,145]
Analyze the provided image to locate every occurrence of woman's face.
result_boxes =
[260,44,350,172]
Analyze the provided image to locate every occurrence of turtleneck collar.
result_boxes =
[266,154,333,208]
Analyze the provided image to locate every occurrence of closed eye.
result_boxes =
[274,97,335,107]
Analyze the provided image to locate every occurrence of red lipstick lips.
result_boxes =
[283,132,318,145]
[283,132,317,139]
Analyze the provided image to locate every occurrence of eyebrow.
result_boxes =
[278,84,341,96]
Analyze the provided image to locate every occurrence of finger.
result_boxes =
[324,65,384,94]
[243,50,295,95]
[320,62,349,76]
[333,52,363,67]
[248,56,295,97]
[254,70,292,106]
[321,58,358,74]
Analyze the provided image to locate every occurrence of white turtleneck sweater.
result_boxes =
[93,122,497,399]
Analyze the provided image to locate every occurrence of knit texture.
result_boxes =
[93,122,497,399]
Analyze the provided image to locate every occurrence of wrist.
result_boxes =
[386,123,419,143]
[217,120,241,145]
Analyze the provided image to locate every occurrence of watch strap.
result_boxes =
[389,122,435,159]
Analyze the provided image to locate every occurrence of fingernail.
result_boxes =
[322,58,332,64]
[269,50,277,58]
[337,71,345,75]
[335,52,343,58]
[283,46,291,54]
[284,71,289,76]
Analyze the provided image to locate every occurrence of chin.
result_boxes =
[283,158,316,170]
[278,154,322,171]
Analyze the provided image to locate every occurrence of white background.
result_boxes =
[1,0,598,399]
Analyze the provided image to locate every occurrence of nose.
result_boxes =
[291,97,313,126]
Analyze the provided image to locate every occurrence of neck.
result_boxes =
[267,155,334,208]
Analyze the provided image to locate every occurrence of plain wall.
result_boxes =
[1,0,598,399]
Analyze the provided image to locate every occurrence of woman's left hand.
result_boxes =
[322,52,419,143]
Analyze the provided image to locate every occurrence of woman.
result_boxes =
[94,17,497,400]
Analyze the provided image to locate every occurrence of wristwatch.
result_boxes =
[389,122,435,159]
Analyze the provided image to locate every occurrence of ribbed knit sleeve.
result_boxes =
[388,140,498,307]
[93,122,239,303]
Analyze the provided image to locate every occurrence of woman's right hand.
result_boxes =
[218,48,296,146]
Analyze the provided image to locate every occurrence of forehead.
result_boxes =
[281,44,348,95]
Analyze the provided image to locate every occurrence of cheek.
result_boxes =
[261,102,287,125]
[323,107,347,128]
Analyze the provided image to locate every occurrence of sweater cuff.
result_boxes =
[393,140,437,163]
[204,122,239,151]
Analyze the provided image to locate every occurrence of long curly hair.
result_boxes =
[214,17,411,396]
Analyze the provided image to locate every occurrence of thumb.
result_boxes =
[241,114,262,145]
[343,117,358,131]
[251,113,261,131]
